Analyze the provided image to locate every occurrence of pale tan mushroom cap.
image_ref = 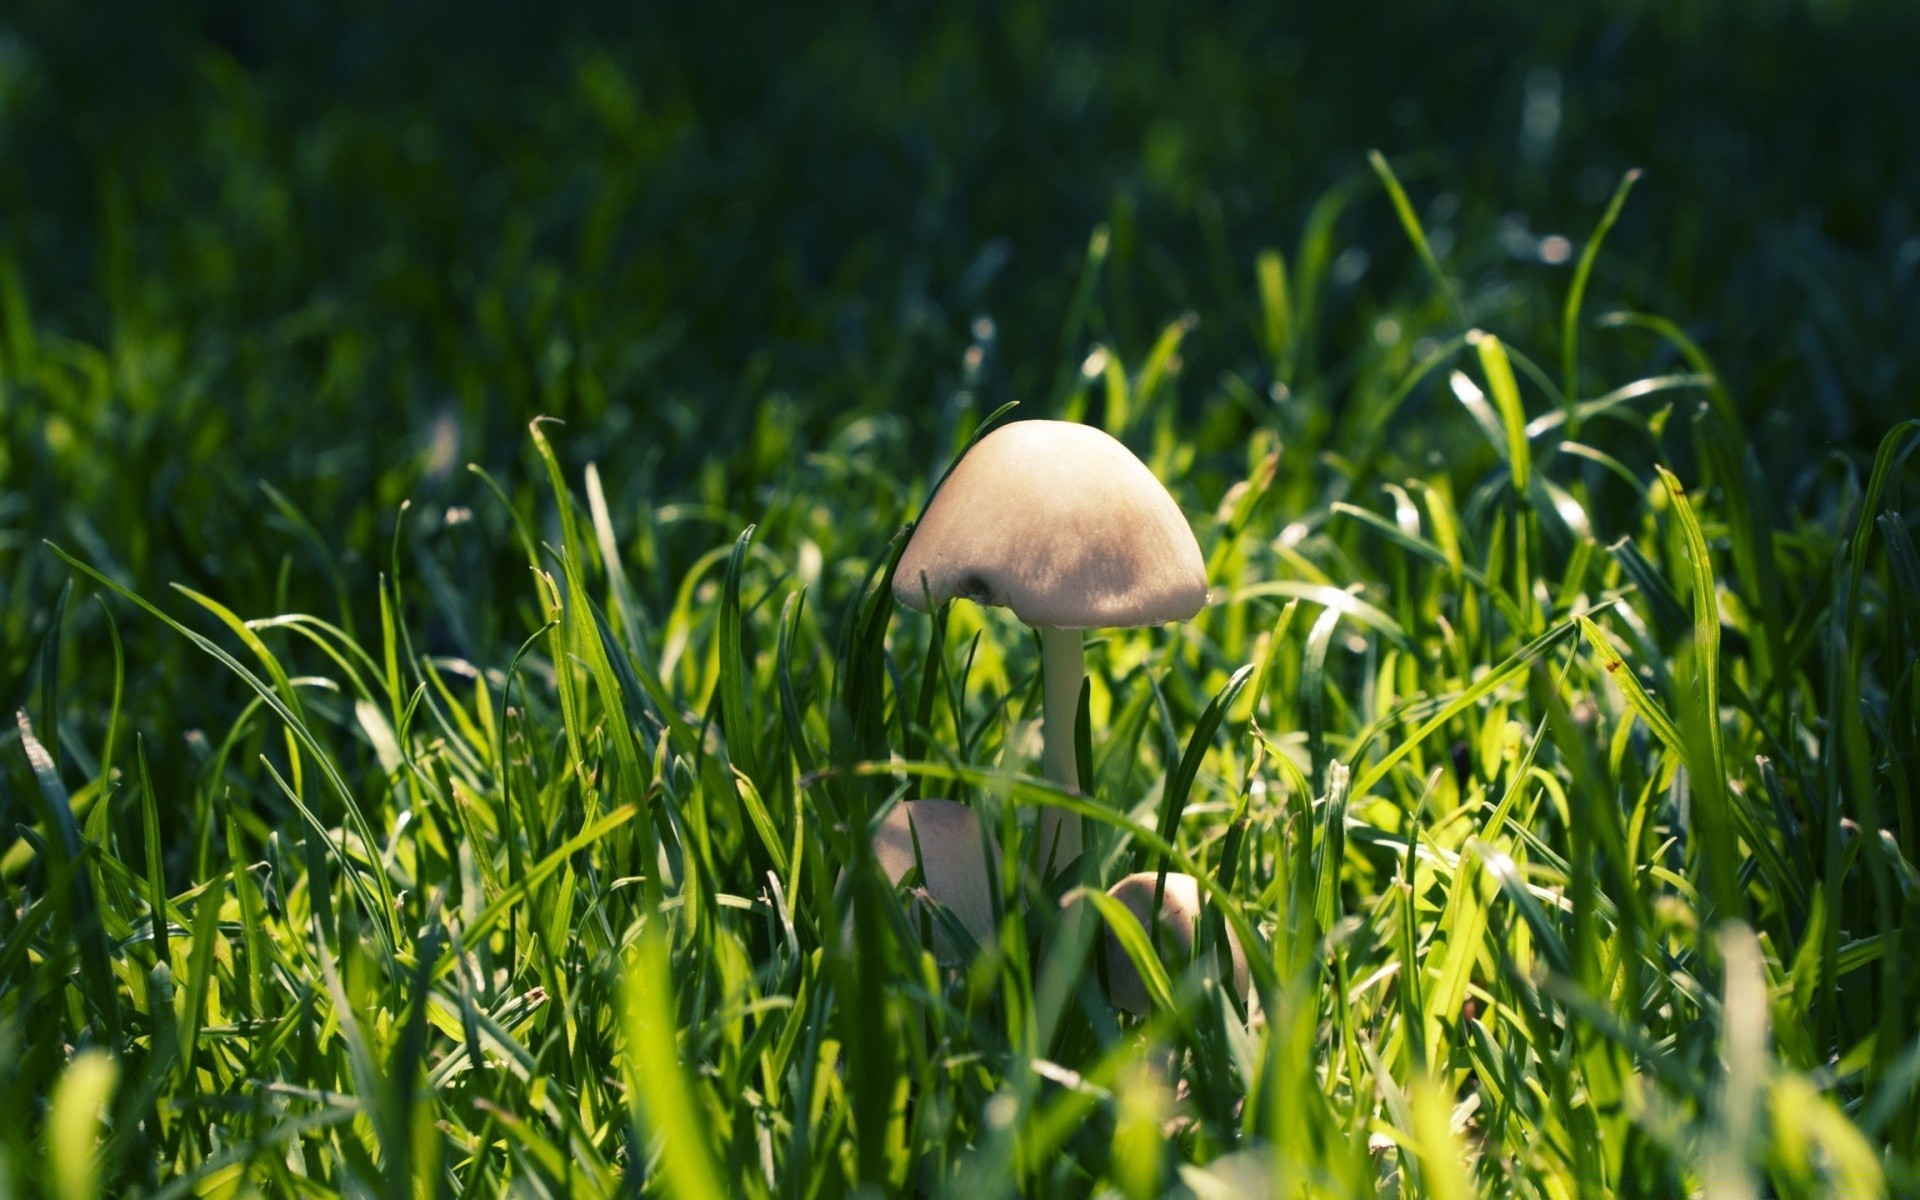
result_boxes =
[1102,871,1249,1015]
[870,799,1000,959]
[894,420,1208,628]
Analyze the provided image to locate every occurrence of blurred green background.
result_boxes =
[3,0,1917,778]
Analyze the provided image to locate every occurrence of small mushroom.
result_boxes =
[1101,871,1248,1015]
[868,799,1000,962]
[894,420,1208,874]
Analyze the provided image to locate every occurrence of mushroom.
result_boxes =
[868,799,1001,963]
[893,420,1208,874]
[1101,871,1248,1015]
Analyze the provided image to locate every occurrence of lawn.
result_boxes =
[3,2,1919,1196]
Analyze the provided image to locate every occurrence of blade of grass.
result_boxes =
[1368,150,1463,322]
[1560,168,1641,420]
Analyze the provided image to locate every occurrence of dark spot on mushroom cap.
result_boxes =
[956,572,994,603]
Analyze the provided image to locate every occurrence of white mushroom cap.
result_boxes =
[894,421,1208,629]
[1101,871,1248,1015]
[870,799,1000,961]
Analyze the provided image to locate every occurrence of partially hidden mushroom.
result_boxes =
[868,798,1001,963]
[1101,871,1249,1016]
[893,420,1208,875]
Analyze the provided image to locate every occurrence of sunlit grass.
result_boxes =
[3,18,1919,1188]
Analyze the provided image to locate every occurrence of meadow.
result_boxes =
[2,2,1919,1196]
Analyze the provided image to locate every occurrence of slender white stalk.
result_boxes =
[1038,625,1086,874]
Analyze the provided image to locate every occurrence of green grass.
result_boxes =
[5,4,1920,1197]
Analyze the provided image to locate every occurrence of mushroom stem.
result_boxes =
[1038,624,1086,873]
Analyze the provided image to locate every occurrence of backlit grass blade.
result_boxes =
[1134,312,1196,425]
[1226,579,1410,650]
[1596,310,1741,437]
[1523,372,1712,439]
[1608,536,1691,644]
[47,1049,120,1200]
[1053,225,1111,404]
[720,524,761,786]
[1409,1075,1475,1200]
[37,577,70,774]
[43,542,402,959]
[1368,150,1463,321]
[135,736,169,972]
[1450,369,1512,464]
[1427,714,1549,1055]
[15,715,120,1039]
[1475,836,1572,977]
[1656,465,1739,924]
[528,421,653,834]
[1072,887,1177,1014]
[1145,661,1253,881]
[222,800,270,1018]
[1560,168,1641,415]
[92,595,123,783]
[1348,610,1584,800]
[1579,615,1684,758]
[1302,605,1340,795]
[1256,248,1293,373]
[1473,331,1530,492]
[1703,924,1767,1200]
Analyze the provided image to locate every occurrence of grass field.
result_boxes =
[3,3,1920,1196]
